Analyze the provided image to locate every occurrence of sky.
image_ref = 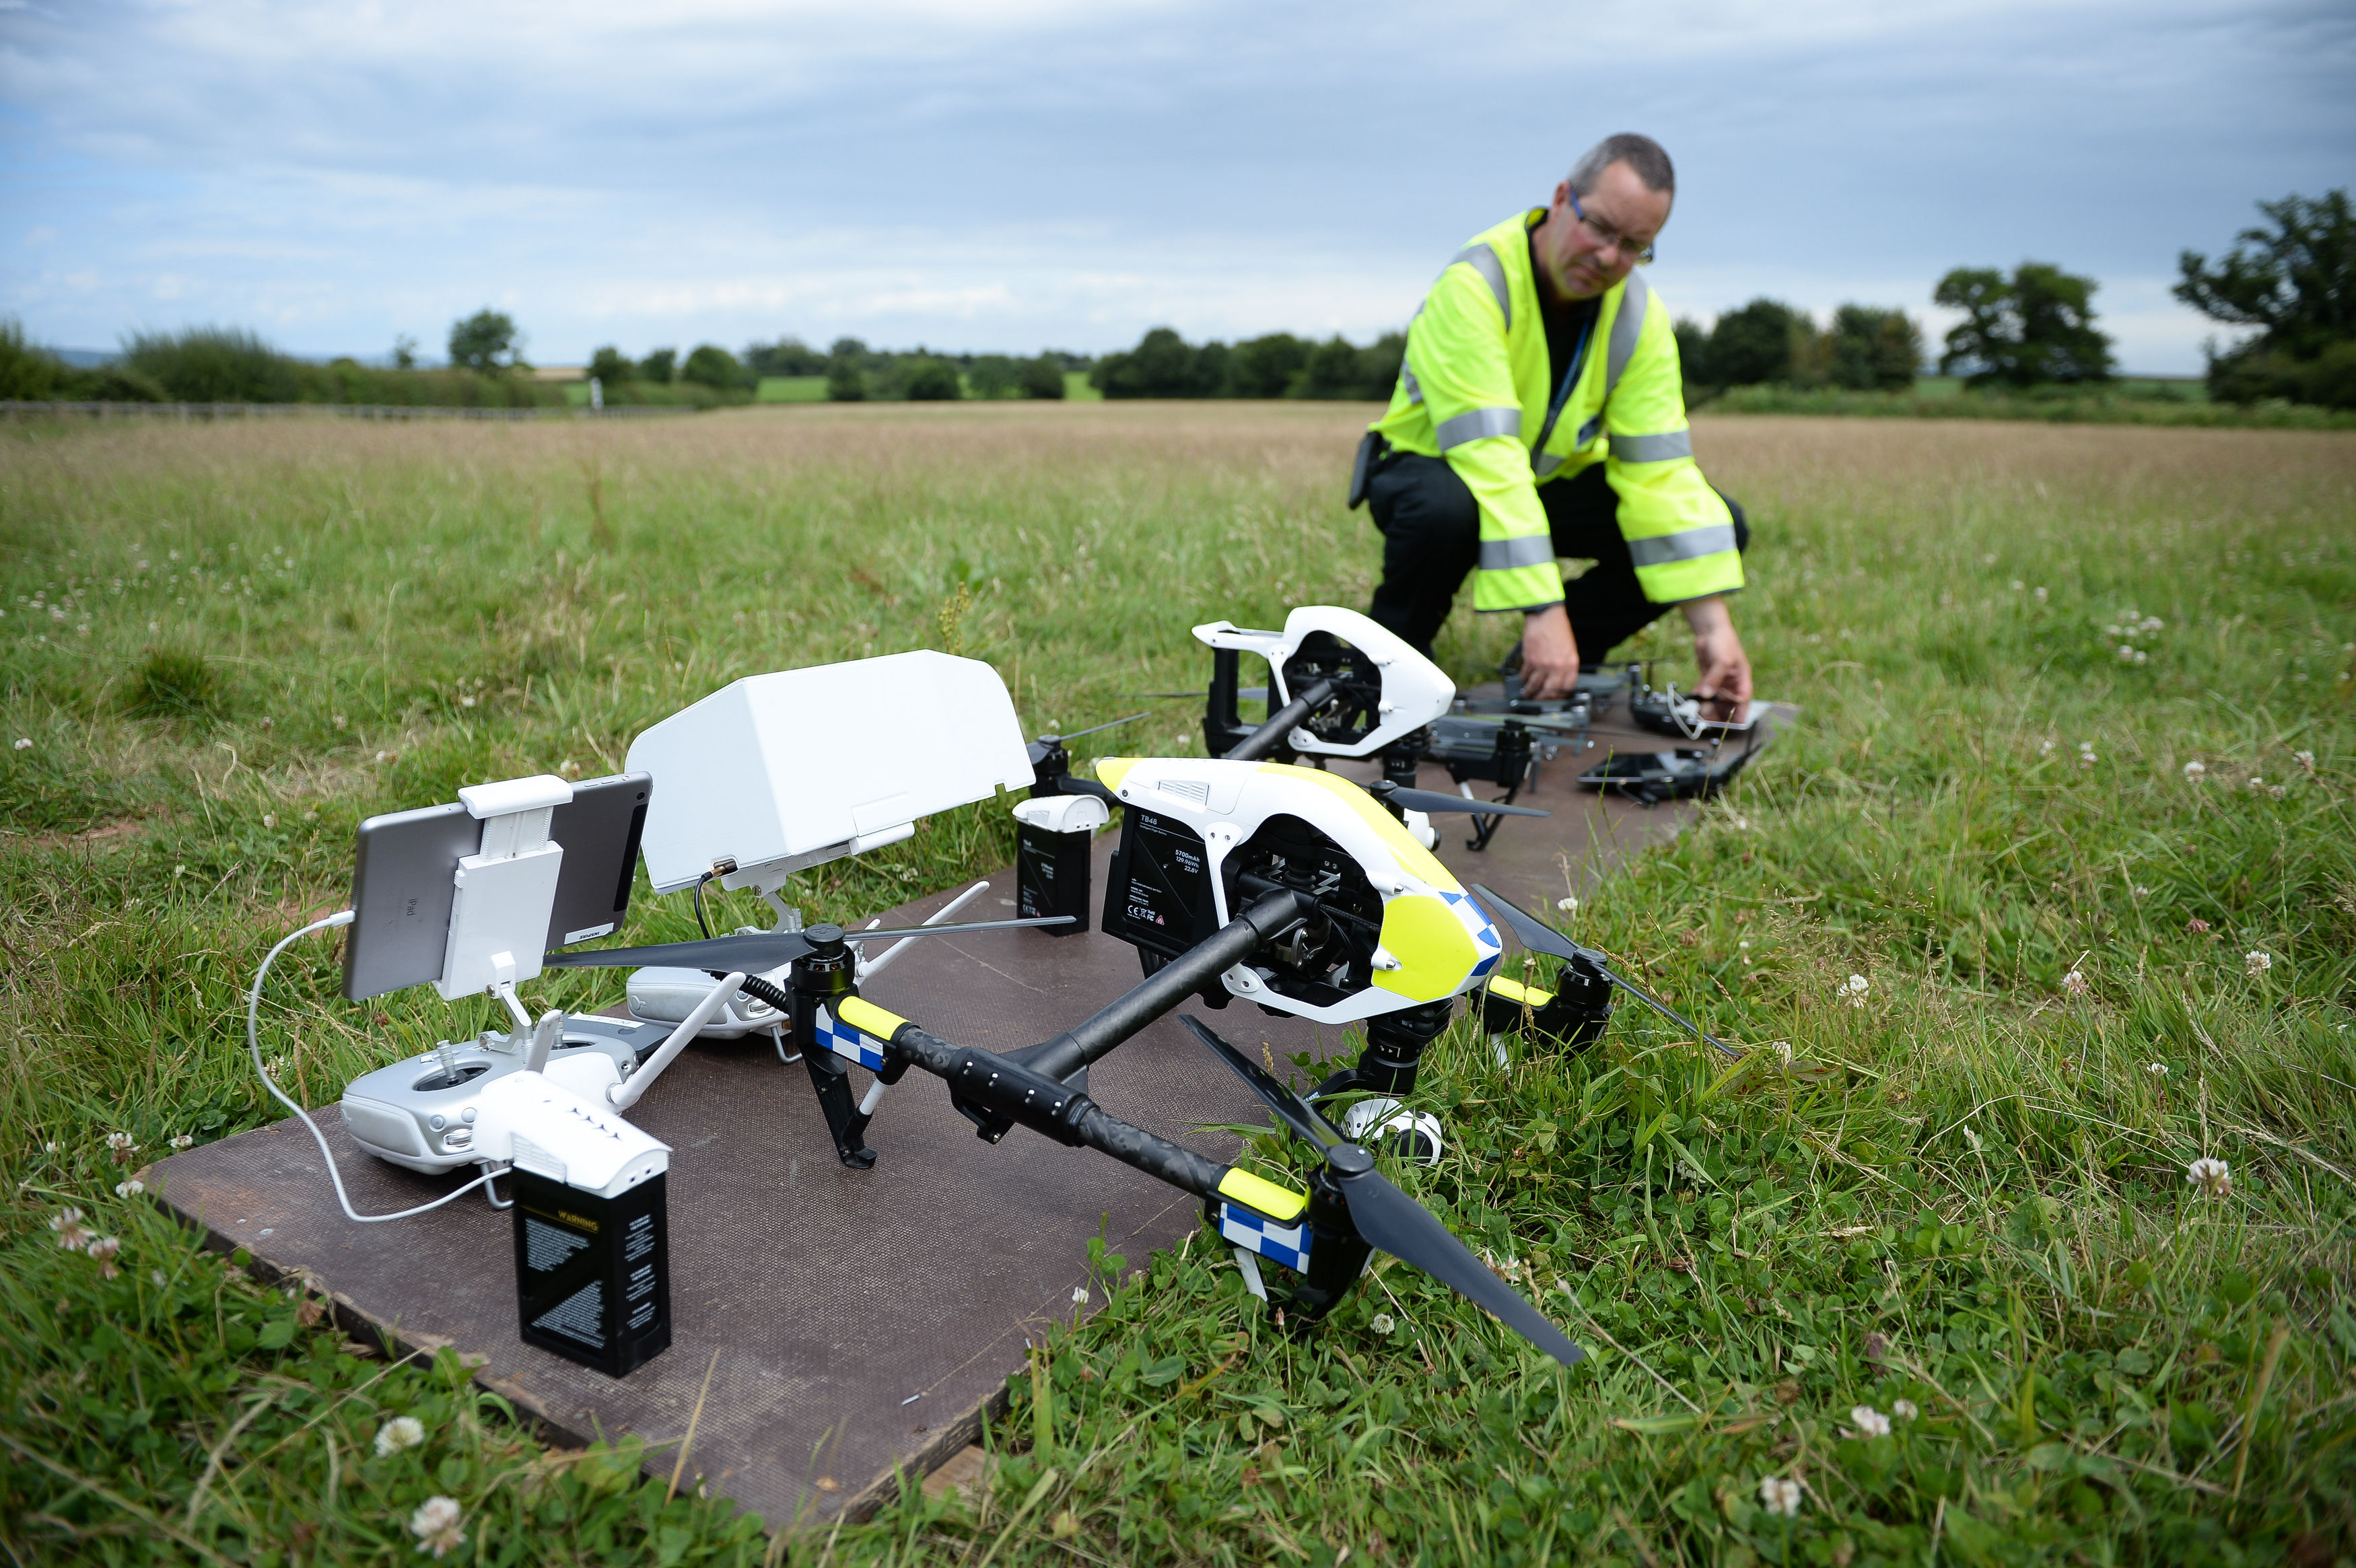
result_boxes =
[3,0,2351,373]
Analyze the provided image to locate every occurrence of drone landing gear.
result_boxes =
[1272,1150,1379,1333]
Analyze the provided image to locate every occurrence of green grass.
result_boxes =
[755,376,830,404]
[1712,381,2345,429]
[3,406,2353,1564]
[1063,371,1101,402]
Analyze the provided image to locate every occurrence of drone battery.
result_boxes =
[509,1167,672,1378]
[1011,794,1107,937]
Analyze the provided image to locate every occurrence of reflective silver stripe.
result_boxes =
[1479,534,1556,571]
[1609,429,1692,463]
[1402,361,1423,404]
[1434,406,1520,450]
[1605,269,1651,400]
[1445,243,1512,328]
[1533,450,1565,476]
[1626,524,1737,568]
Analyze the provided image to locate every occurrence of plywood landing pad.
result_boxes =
[147,701,1785,1532]
[150,870,1355,1530]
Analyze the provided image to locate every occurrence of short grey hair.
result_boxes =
[1568,133,1675,199]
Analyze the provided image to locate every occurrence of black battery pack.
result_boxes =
[510,1167,672,1378]
[1015,818,1093,935]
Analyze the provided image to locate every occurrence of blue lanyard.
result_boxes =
[1529,317,1593,464]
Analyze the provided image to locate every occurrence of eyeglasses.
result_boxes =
[1565,187,1656,266]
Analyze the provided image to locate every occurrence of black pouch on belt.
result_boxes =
[1345,430,1388,510]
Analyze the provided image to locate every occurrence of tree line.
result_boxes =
[3,190,2343,411]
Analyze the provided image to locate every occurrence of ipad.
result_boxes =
[343,801,481,1000]
[546,771,652,949]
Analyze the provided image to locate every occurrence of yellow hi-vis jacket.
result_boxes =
[1371,209,1743,612]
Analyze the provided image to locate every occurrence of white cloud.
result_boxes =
[1,0,2348,365]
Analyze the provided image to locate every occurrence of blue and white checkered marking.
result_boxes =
[1442,888,1504,981]
[1219,1202,1311,1273]
[813,1005,886,1070]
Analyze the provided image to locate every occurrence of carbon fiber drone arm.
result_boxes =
[835,996,1236,1200]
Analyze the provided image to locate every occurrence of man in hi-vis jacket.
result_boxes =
[1356,133,1752,714]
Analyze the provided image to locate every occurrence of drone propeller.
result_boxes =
[1183,1018,1585,1369]
[1469,884,1740,1060]
[1033,711,1150,746]
[1179,1017,1341,1147]
[1364,780,1549,820]
[543,915,1073,975]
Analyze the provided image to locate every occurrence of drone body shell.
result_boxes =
[1096,756,1500,1025]
[1193,606,1454,759]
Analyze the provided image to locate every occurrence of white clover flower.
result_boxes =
[2186,1157,2232,1197]
[43,1140,61,1153]
[1556,895,1579,913]
[2294,750,2315,773]
[2040,740,2054,756]
[2247,777,2264,790]
[2268,785,2285,799]
[1371,1313,1395,1335]
[2010,580,2025,591]
[2061,970,2089,997]
[1759,1476,1803,1517]
[170,1134,194,1150]
[2034,587,2048,601]
[2141,617,2163,633]
[51,1207,92,1251]
[2183,759,2206,779]
[376,1416,427,1457]
[106,1132,139,1164]
[1842,974,1869,1008]
[11,738,28,752]
[1071,1285,1089,1305]
[1892,1398,1920,1422]
[116,1178,144,1198]
[2245,951,2272,976]
[1850,1405,1892,1438]
[2117,645,2137,663]
[86,1236,120,1262]
[1774,1041,1794,1065]
[2147,1061,2168,1077]
[2135,651,2149,665]
[409,1496,465,1559]
[262,814,276,828]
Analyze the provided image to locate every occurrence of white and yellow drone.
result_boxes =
[1093,754,1504,1024]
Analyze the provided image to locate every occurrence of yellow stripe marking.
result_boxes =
[1217,1168,1309,1222]
[837,996,909,1040]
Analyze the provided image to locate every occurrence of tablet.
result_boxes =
[546,772,652,948]
[343,801,480,1000]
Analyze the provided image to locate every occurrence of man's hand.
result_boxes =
[1682,596,1752,721]
[1520,604,1582,700]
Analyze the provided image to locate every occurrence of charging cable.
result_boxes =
[248,910,506,1223]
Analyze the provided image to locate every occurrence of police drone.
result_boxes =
[1187,606,1561,851]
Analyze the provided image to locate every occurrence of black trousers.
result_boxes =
[1365,454,1749,661]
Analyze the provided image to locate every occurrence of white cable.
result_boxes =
[247,911,504,1223]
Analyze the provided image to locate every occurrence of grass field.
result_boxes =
[3,403,2353,1565]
